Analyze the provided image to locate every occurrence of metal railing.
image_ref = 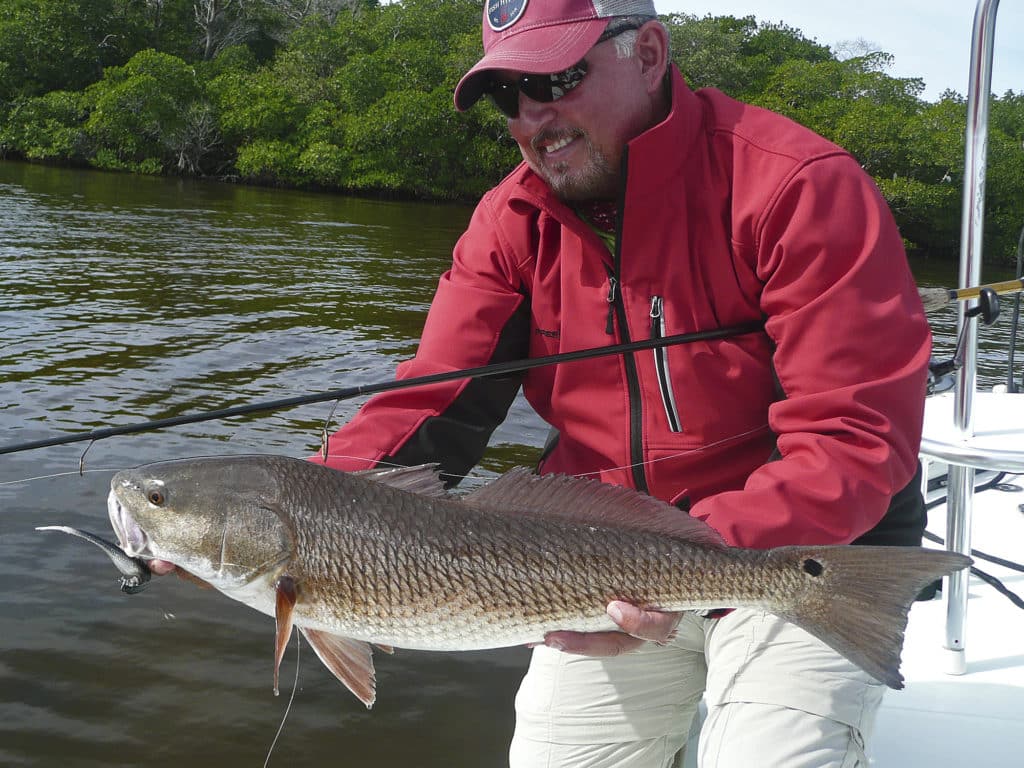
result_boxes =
[944,0,1002,674]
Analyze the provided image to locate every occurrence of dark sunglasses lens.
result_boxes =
[485,61,588,118]
[487,81,519,118]
[519,62,588,104]
[518,73,554,103]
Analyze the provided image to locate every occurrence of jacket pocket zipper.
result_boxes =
[650,296,683,432]
[605,275,618,335]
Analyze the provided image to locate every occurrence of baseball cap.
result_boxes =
[454,0,658,111]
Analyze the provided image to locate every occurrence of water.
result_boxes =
[0,161,1021,767]
[0,162,541,768]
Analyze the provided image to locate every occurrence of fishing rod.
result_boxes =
[918,278,1024,313]
[0,320,765,457]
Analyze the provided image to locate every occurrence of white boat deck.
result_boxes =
[872,476,1024,766]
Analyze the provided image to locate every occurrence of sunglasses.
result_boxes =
[484,61,589,119]
[482,18,650,119]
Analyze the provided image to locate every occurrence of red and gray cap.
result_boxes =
[454,0,658,111]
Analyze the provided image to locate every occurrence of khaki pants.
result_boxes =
[509,609,885,768]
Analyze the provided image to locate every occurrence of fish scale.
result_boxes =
[259,482,823,642]
[106,454,972,705]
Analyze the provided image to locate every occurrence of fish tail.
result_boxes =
[769,545,972,690]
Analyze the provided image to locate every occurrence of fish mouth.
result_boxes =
[106,490,150,557]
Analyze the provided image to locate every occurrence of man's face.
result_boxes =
[501,35,660,202]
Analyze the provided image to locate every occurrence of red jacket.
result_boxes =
[317,67,932,549]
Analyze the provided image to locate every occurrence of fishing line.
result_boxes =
[0,452,424,495]
[317,423,771,483]
[319,400,344,463]
[0,466,127,487]
[566,424,773,481]
[263,631,301,768]
[79,439,95,476]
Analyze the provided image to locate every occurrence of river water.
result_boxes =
[0,160,1019,767]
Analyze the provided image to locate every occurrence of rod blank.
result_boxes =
[0,321,764,457]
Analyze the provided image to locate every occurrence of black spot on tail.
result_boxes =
[802,558,824,577]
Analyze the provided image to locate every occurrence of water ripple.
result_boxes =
[0,160,539,768]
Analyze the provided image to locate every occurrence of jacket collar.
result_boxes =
[624,65,703,195]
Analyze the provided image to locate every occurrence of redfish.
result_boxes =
[106,455,970,706]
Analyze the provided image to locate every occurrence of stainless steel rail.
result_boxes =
[944,0,1001,674]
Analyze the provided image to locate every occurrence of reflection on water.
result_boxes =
[1,160,1021,767]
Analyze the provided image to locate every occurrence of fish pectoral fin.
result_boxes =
[374,643,395,655]
[274,575,298,696]
[299,628,378,709]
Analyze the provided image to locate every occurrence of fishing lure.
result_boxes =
[36,525,152,593]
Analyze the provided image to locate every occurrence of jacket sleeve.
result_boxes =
[690,154,932,548]
[313,198,530,484]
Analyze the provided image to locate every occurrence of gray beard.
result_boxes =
[530,132,620,202]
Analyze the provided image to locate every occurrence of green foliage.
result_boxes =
[201,44,260,80]
[269,18,350,104]
[0,90,88,161]
[0,0,117,101]
[343,88,452,195]
[297,138,349,186]
[878,176,961,259]
[901,97,966,184]
[84,49,205,173]
[5,1,1024,261]
[235,137,302,183]
[209,65,305,145]
[135,0,196,60]
[981,120,1024,261]
[667,14,830,100]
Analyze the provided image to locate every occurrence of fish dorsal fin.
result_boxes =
[463,468,727,548]
[299,628,378,709]
[353,464,448,498]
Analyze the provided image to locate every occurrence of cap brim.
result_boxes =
[454,18,610,112]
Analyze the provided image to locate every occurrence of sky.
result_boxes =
[658,0,1024,101]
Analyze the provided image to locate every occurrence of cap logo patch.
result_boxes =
[487,0,528,32]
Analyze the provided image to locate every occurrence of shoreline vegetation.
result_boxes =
[2,0,1023,262]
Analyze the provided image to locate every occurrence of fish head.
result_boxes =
[107,456,295,589]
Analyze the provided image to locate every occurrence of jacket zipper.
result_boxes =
[605,272,647,492]
[650,296,683,433]
[605,276,618,335]
[605,146,648,493]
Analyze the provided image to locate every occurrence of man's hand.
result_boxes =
[539,602,682,657]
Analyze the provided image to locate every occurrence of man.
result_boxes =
[162,1,932,765]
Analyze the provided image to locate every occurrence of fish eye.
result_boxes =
[147,488,165,506]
